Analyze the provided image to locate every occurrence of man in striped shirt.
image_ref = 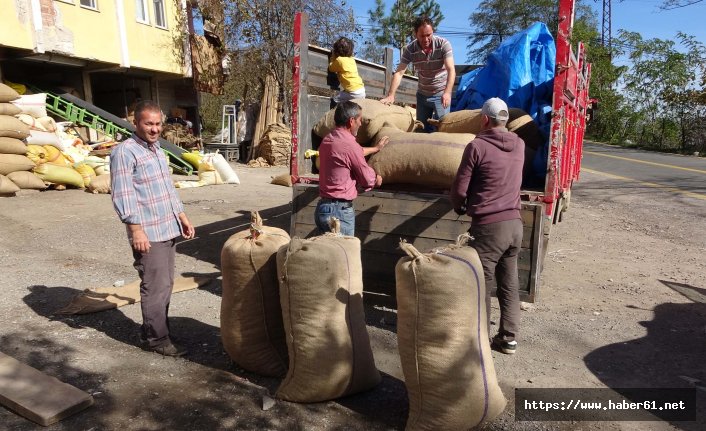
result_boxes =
[111,100,195,357]
[381,15,455,132]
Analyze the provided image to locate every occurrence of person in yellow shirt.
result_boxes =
[328,37,366,104]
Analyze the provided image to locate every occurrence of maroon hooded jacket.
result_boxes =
[450,127,525,225]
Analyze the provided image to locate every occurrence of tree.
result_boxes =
[465,0,595,62]
[659,0,704,10]
[366,0,444,57]
[618,31,705,151]
[216,0,356,126]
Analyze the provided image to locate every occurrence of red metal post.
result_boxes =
[290,12,302,183]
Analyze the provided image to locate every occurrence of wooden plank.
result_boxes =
[0,352,93,426]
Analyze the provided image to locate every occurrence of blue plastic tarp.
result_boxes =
[452,22,556,181]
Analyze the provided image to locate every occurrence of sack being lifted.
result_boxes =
[275,218,380,402]
[221,212,290,377]
[368,125,474,189]
[396,237,506,431]
[313,98,419,144]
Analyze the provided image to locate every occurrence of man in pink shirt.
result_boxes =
[316,101,387,236]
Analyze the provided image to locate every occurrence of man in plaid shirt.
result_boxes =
[110,100,195,357]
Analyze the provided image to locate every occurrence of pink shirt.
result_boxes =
[318,127,377,200]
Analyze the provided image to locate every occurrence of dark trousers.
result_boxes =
[470,219,523,341]
[132,239,176,347]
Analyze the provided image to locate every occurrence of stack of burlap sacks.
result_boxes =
[220,212,506,429]
[312,99,543,189]
[249,123,292,167]
[0,83,111,196]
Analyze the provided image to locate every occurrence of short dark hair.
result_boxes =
[134,100,162,122]
[334,101,361,127]
[413,16,434,33]
[333,37,354,57]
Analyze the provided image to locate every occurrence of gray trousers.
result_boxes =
[132,239,176,347]
[470,218,523,341]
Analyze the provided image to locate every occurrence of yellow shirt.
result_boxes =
[328,56,364,92]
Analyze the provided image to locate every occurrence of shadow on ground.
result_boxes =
[584,281,706,431]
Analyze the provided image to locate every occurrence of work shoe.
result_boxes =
[491,337,517,355]
[150,341,188,357]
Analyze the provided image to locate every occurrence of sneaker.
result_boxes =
[150,341,188,357]
[491,337,517,355]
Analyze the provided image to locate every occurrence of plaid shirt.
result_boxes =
[110,134,185,242]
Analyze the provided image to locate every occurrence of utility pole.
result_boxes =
[600,0,612,50]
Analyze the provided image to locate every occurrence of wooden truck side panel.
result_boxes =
[291,184,544,304]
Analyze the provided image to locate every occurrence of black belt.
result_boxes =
[321,198,352,203]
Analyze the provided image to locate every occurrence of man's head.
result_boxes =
[334,101,362,136]
[413,16,434,51]
[133,100,163,144]
[480,97,509,129]
[333,37,354,57]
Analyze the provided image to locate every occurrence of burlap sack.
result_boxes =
[87,174,111,194]
[507,109,544,151]
[0,154,35,175]
[221,212,290,377]
[0,174,20,194]
[0,137,27,155]
[276,220,380,402]
[368,126,474,189]
[6,171,47,190]
[396,238,506,431]
[0,103,21,116]
[0,83,20,103]
[0,115,31,139]
[313,98,417,144]
[434,109,484,134]
[270,172,292,187]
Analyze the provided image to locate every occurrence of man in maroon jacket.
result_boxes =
[450,97,525,355]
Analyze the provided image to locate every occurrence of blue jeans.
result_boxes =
[416,91,450,132]
[315,199,355,236]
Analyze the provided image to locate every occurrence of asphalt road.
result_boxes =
[580,141,706,202]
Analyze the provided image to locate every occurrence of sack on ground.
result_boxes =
[0,174,20,194]
[221,212,290,377]
[0,103,21,116]
[276,222,380,402]
[0,137,28,155]
[0,153,35,175]
[10,93,48,118]
[313,98,418,144]
[33,163,84,188]
[0,115,31,139]
[87,174,111,194]
[368,126,474,189]
[0,83,20,103]
[396,239,506,431]
[7,171,47,190]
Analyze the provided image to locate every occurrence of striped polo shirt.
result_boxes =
[399,35,453,96]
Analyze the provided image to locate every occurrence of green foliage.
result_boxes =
[201,0,355,130]
[366,0,444,56]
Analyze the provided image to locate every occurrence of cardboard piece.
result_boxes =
[0,352,93,426]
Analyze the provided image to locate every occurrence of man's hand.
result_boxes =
[129,228,151,253]
[380,95,395,105]
[375,175,383,188]
[179,213,196,239]
[375,135,389,152]
[442,92,452,108]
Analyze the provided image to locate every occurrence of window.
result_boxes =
[80,0,97,9]
[136,0,149,23]
[153,0,166,28]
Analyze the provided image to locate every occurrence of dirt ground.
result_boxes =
[0,162,704,430]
